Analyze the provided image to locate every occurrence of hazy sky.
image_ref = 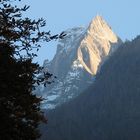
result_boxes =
[19,0,140,64]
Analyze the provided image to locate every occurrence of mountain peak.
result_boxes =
[92,15,104,22]
[90,15,106,27]
[39,16,122,109]
[87,15,119,43]
[77,15,122,75]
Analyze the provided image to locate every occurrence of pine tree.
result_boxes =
[0,0,65,139]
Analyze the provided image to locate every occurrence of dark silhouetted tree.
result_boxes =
[0,0,65,139]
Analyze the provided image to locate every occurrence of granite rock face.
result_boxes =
[37,16,122,109]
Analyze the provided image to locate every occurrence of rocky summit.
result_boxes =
[36,16,122,109]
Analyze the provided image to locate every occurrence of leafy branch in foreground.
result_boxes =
[0,0,66,139]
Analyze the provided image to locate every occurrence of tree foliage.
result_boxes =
[0,0,65,139]
[42,36,140,140]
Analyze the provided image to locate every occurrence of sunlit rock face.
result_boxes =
[78,16,120,75]
[37,16,122,109]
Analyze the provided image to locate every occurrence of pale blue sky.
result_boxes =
[19,0,140,64]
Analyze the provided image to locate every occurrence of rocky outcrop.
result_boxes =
[37,16,122,109]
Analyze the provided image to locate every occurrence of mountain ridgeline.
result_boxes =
[37,16,122,109]
[41,36,140,140]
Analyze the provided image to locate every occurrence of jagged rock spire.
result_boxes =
[37,16,122,109]
[77,16,121,75]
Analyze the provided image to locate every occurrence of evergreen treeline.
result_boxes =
[42,36,140,140]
